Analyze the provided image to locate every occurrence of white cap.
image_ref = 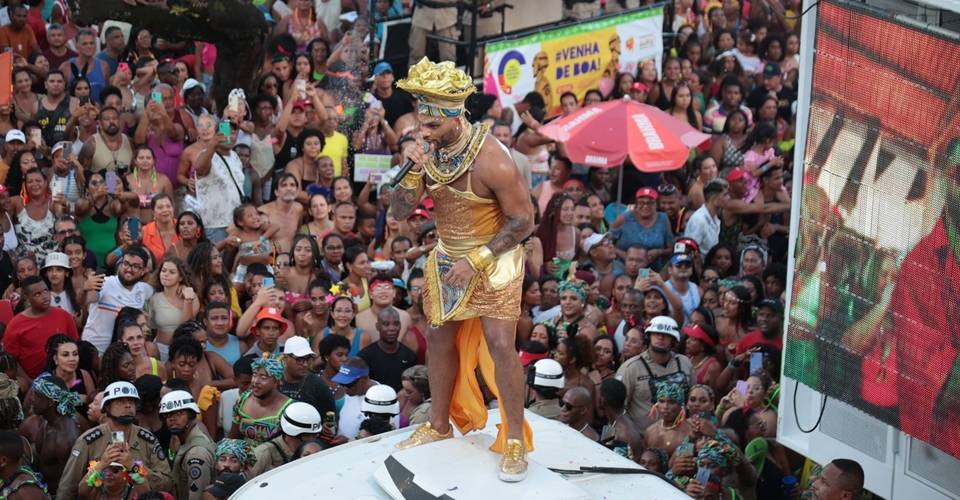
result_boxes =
[101,381,140,410]
[181,78,204,97]
[42,252,70,270]
[362,384,399,415]
[280,401,322,436]
[532,359,565,389]
[159,390,200,414]
[581,233,609,254]
[4,129,25,143]
[283,336,315,358]
[645,315,680,341]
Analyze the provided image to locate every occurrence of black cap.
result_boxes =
[206,473,245,498]
[757,298,784,315]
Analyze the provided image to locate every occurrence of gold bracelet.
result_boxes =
[466,246,495,273]
[397,170,424,190]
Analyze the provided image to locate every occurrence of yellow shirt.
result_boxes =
[321,131,349,177]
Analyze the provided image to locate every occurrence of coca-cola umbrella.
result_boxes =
[539,98,710,171]
[539,97,711,210]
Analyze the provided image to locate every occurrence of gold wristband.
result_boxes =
[397,170,424,190]
[466,246,495,273]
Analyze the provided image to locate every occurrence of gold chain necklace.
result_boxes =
[424,122,489,185]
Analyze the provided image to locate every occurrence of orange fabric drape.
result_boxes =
[448,318,534,453]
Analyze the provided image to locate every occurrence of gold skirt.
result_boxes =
[422,241,524,325]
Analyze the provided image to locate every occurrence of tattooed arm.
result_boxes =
[389,183,422,221]
[476,137,534,257]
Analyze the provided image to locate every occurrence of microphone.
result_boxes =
[389,142,430,189]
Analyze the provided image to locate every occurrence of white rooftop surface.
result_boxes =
[232,409,689,499]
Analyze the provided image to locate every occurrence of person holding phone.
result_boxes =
[133,83,190,189]
[58,381,174,499]
[74,172,128,266]
[123,146,174,224]
[185,114,244,243]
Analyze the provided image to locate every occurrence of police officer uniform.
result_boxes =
[162,390,216,500]
[526,359,565,421]
[615,316,693,429]
[247,401,321,479]
[527,399,562,420]
[58,382,173,499]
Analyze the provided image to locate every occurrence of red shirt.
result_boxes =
[889,218,960,456]
[3,308,78,378]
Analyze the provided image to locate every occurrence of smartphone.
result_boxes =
[638,268,650,279]
[676,441,694,457]
[105,170,118,194]
[749,351,764,375]
[29,128,42,147]
[323,411,337,435]
[736,380,749,396]
[695,466,711,486]
[118,62,130,74]
[150,90,163,104]
[127,217,141,241]
[51,177,66,197]
[79,96,91,106]
[111,431,125,444]
[296,79,306,98]
[228,93,240,114]
[262,276,275,288]
[218,120,232,145]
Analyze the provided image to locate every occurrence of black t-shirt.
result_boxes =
[374,87,414,128]
[279,373,337,417]
[357,342,417,392]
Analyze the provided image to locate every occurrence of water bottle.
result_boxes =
[781,474,800,500]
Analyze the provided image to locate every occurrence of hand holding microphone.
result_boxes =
[390,138,431,188]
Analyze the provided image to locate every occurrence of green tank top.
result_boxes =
[77,200,119,267]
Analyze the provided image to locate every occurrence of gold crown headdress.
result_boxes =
[396,57,476,117]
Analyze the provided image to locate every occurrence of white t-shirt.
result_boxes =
[219,388,240,436]
[665,279,700,323]
[532,304,561,324]
[82,276,154,353]
[684,204,720,258]
[197,150,244,229]
[339,391,400,440]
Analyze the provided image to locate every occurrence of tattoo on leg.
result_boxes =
[486,215,532,257]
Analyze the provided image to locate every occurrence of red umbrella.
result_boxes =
[539,98,711,172]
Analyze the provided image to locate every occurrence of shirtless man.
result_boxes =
[643,382,691,456]
[598,378,645,460]
[559,386,599,441]
[18,376,84,494]
[355,274,413,347]
[259,173,303,253]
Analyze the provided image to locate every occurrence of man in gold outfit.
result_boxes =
[391,57,535,482]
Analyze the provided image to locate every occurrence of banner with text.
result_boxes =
[483,7,663,117]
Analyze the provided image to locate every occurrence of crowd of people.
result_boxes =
[0,0,871,499]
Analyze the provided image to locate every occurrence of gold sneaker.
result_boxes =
[395,422,453,450]
[498,438,528,482]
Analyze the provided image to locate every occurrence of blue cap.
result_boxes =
[373,62,393,76]
[670,253,693,266]
[392,278,406,290]
[332,365,370,384]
